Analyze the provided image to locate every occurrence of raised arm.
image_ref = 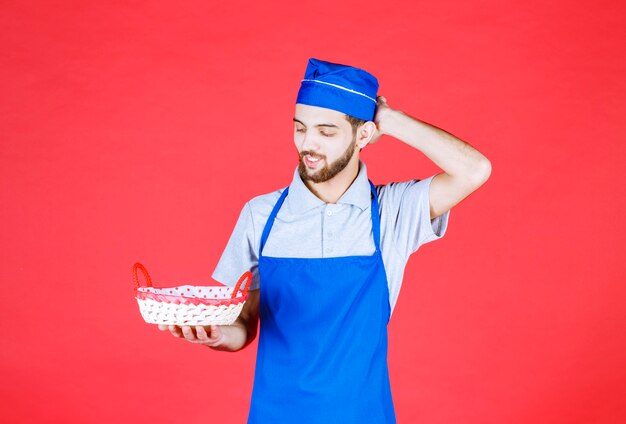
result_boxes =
[370,96,492,219]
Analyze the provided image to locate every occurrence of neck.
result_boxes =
[303,156,361,203]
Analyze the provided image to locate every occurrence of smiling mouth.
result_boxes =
[303,154,324,168]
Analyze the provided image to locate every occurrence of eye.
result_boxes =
[320,131,335,137]
[295,127,305,133]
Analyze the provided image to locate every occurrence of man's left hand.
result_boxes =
[369,95,394,145]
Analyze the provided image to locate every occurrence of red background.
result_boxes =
[1,1,625,423]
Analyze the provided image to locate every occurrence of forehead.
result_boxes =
[294,103,349,128]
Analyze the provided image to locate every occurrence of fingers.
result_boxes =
[196,325,224,346]
[165,325,223,347]
[181,325,197,341]
[156,323,182,336]
[207,325,224,346]
[157,323,224,347]
[195,325,210,342]
[168,325,183,338]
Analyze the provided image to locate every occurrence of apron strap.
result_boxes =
[260,187,289,256]
[368,180,382,252]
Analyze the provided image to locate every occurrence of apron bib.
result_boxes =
[248,180,396,424]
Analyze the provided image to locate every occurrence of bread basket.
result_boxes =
[133,262,252,326]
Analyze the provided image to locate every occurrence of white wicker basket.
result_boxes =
[133,262,252,326]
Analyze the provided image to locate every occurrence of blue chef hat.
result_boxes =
[296,58,379,122]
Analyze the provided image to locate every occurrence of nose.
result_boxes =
[300,131,320,153]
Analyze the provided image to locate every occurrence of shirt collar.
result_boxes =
[286,160,372,214]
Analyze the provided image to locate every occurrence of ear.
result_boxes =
[355,121,377,149]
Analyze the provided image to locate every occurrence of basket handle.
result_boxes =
[133,262,153,290]
[232,271,253,299]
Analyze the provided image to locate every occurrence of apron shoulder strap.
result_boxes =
[260,187,289,256]
[368,180,382,252]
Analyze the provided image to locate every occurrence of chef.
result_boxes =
[159,57,491,423]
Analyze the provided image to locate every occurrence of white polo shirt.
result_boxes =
[212,161,450,313]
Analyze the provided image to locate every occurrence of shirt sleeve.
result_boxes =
[211,201,261,290]
[383,175,450,260]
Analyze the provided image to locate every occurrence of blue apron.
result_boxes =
[247,180,396,424]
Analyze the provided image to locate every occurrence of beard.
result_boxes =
[298,135,357,184]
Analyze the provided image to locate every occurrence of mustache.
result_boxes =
[299,151,326,160]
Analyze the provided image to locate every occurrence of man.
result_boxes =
[159,58,491,423]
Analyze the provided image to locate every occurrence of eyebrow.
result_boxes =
[293,118,340,129]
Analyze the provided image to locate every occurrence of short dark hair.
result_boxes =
[344,114,367,136]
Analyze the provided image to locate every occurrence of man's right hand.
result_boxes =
[156,289,260,352]
[158,324,225,348]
